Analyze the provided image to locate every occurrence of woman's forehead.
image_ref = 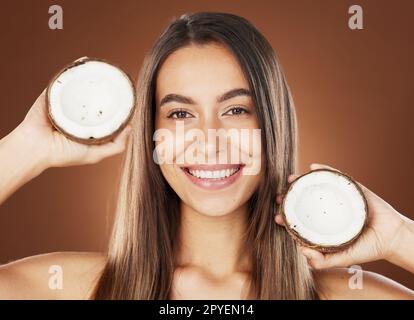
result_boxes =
[155,43,249,104]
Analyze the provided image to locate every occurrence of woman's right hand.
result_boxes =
[14,87,132,170]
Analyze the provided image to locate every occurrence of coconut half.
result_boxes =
[46,58,136,144]
[280,169,368,252]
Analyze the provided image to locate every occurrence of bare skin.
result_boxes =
[0,47,413,300]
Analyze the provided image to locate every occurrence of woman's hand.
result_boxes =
[275,163,413,270]
[14,86,132,171]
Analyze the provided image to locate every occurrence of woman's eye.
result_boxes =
[167,110,193,119]
[224,106,248,116]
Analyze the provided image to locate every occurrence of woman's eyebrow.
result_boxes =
[217,88,251,103]
[159,88,251,107]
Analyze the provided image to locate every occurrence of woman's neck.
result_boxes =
[175,201,251,278]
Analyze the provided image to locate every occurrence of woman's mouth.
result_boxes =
[180,164,244,190]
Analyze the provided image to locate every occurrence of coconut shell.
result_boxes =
[280,168,368,253]
[46,57,136,145]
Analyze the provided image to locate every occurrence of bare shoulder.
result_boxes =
[0,251,106,299]
[314,267,414,300]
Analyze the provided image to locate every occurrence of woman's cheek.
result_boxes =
[237,127,262,176]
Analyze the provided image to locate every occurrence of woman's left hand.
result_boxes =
[275,163,410,269]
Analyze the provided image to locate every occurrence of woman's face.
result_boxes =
[155,42,263,216]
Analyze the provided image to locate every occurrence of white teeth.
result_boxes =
[188,167,240,179]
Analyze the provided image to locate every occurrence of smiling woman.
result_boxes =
[0,11,413,301]
[94,12,317,299]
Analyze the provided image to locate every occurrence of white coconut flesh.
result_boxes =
[48,60,134,141]
[283,170,367,247]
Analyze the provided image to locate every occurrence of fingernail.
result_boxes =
[74,57,88,63]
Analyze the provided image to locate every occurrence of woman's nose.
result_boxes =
[197,116,228,163]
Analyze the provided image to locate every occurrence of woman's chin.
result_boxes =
[184,196,245,217]
[192,208,240,218]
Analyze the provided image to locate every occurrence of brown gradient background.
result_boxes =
[0,0,413,291]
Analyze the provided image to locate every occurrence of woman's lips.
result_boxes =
[180,164,244,190]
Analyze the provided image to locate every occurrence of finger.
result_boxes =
[74,56,89,62]
[287,174,299,183]
[310,163,341,172]
[274,214,285,226]
[86,125,132,163]
[321,251,355,268]
[276,194,284,204]
[299,247,328,269]
[112,125,133,146]
[106,125,133,154]
[277,175,299,203]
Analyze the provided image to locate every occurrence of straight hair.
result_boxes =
[94,12,318,300]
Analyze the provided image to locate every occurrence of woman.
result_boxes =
[0,12,412,300]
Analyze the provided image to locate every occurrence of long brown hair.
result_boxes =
[94,12,318,299]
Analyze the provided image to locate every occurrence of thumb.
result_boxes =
[300,246,354,269]
[310,163,341,173]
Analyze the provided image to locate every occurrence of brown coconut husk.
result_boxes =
[280,168,368,253]
[46,57,136,145]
